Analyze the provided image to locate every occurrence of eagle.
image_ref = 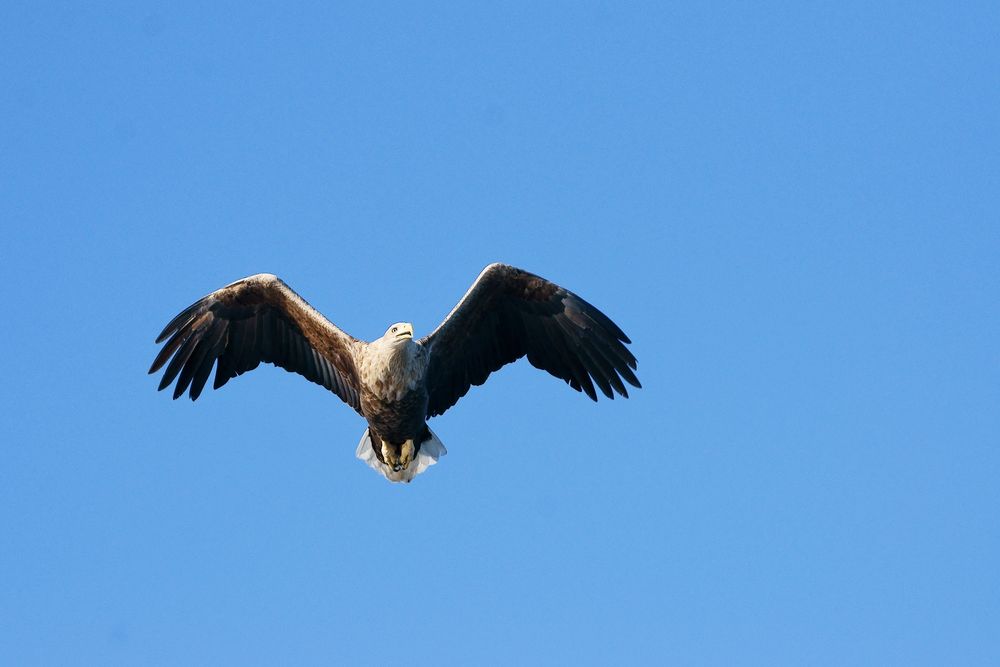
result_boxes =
[149,263,640,482]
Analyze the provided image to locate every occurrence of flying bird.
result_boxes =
[149,263,640,482]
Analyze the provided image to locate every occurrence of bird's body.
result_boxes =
[356,333,435,480]
[149,263,640,482]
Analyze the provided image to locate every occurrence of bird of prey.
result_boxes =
[149,263,640,482]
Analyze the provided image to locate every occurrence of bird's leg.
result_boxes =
[399,439,415,470]
[380,439,415,471]
[381,440,398,469]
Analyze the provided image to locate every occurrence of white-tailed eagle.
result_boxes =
[149,263,640,482]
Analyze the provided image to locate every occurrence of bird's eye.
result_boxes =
[391,327,397,333]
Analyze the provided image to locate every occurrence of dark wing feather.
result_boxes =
[419,263,640,417]
[149,274,363,412]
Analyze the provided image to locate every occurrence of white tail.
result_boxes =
[355,428,447,483]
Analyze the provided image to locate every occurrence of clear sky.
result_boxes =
[2,2,998,665]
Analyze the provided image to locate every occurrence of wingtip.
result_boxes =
[148,353,168,375]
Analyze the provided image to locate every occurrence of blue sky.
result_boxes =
[2,1,998,664]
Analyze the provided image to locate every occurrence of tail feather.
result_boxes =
[355,427,447,483]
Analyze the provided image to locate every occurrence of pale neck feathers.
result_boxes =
[360,338,427,402]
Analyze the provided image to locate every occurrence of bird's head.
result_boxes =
[384,322,414,342]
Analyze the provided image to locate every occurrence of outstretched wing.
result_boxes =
[149,273,363,411]
[419,263,640,417]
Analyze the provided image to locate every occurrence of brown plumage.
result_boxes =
[419,264,639,416]
[149,274,362,408]
[149,264,640,482]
